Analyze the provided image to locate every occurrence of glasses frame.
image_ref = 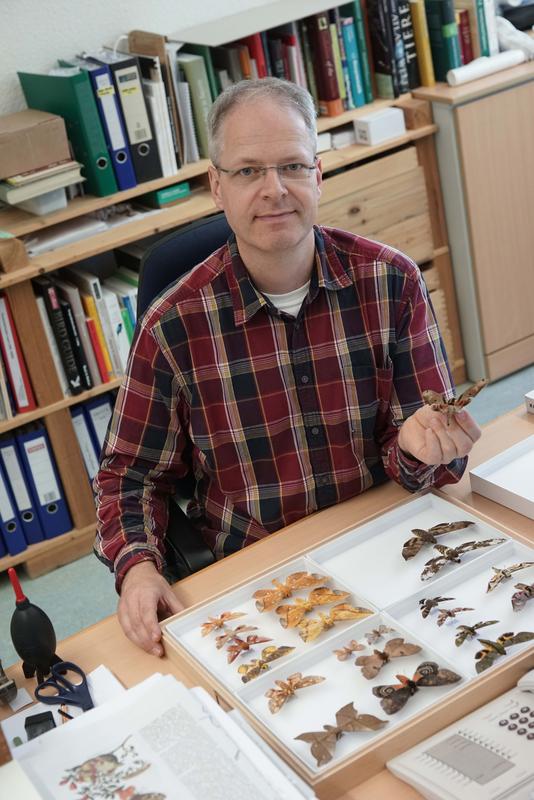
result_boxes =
[214,157,319,183]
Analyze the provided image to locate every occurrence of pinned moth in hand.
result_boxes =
[364,625,395,644]
[402,521,475,560]
[333,640,366,660]
[276,587,350,628]
[215,624,258,650]
[435,607,474,627]
[422,378,487,425]
[237,645,295,682]
[511,582,534,611]
[200,611,247,637]
[355,637,422,679]
[225,633,273,664]
[421,538,505,581]
[265,672,325,713]
[373,661,462,715]
[475,631,534,673]
[295,703,388,766]
[486,562,534,593]
[253,571,328,612]
[419,596,456,619]
[455,620,499,647]
[298,603,373,643]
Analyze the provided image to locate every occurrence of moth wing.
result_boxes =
[456,379,486,407]
[385,638,422,657]
[422,389,444,405]
[288,571,329,590]
[309,587,351,605]
[294,731,336,767]
[418,666,461,686]
[475,652,497,674]
[265,645,296,663]
[276,604,305,628]
[298,617,324,642]
[331,603,373,620]
[455,628,468,647]
[253,588,280,611]
[507,631,534,646]
[355,653,384,680]
[335,702,362,730]
[421,557,446,581]
[265,688,287,714]
[402,537,423,560]
[373,685,411,715]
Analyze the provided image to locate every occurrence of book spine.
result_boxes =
[388,0,411,93]
[457,9,474,63]
[329,22,349,108]
[80,294,114,381]
[267,36,286,79]
[341,18,367,107]
[398,0,421,88]
[482,0,499,55]
[59,299,93,391]
[410,0,436,86]
[476,0,490,56]
[36,282,83,395]
[351,0,375,102]
[425,0,449,81]
[308,13,344,116]
[298,20,320,111]
[85,317,109,384]
[36,296,70,396]
[368,0,397,98]
[0,294,36,413]
[441,0,463,72]
[243,34,268,78]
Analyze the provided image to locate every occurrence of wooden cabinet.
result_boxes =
[414,63,534,382]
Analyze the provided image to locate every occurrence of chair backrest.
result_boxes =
[137,212,232,318]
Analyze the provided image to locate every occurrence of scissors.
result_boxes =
[34,661,94,712]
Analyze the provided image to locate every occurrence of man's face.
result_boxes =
[208,99,322,260]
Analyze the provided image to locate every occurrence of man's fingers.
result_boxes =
[454,410,482,443]
[118,591,162,654]
[429,418,458,463]
[160,588,184,617]
[424,427,443,465]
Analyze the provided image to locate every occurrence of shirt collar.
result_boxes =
[226,226,353,326]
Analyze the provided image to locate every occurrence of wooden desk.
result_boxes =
[3,407,534,799]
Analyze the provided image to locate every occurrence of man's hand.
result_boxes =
[118,560,184,656]
[397,405,481,466]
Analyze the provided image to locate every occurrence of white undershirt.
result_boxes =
[262,280,311,318]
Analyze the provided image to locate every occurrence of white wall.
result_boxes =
[0,0,270,114]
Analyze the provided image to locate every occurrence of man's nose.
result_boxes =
[260,167,288,197]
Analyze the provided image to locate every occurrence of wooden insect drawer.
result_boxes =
[161,492,534,799]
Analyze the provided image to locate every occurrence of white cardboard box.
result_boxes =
[353,107,406,146]
[470,434,534,519]
[525,389,534,414]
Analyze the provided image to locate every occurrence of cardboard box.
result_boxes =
[0,110,70,180]
[353,107,406,146]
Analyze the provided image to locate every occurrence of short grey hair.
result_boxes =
[207,78,317,164]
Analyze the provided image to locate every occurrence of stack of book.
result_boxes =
[0,159,85,215]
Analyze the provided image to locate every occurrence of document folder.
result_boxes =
[0,458,26,555]
[0,436,44,545]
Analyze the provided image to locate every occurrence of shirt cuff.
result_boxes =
[114,547,165,594]
[397,443,438,478]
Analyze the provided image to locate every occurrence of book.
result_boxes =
[85,316,109,383]
[367,0,399,97]
[0,293,36,414]
[388,0,411,94]
[5,158,79,187]
[410,0,437,84]
[165,43,200,164]
[64,270,115,380]
[0,350,15,420]
[58,298,92,390]
[454,0,487,57]
[456,8,475,63]
[0,163,84,205]
[341,16,367,107]
[398,0,421,88]
[340,1,375,102]
[425,0,462,81]
[241,34,269,79]
[329,13,350,109]
[52,276,102,388]
[307,12,344,116]
[139,180,190,208]
[183,43,220,100]
[482,0,499,56]
[176,52,213,160]
[298,19,319,110]
[35,295,70,396]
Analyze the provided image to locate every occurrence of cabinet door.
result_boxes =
[456,82,534,375]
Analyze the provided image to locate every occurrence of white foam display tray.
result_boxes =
[470,434,534,520]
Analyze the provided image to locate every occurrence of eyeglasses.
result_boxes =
[215,160,318,185]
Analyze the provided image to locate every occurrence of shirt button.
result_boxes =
[311,426,319,435]
[301,375,309,384]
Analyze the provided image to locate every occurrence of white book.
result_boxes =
[0,296,31,410]
[217,68,233,89]
[165,42,200,163]
[483,0,499,56]
[103,276,137,324]
[35,296,70,396]
[101,287,131,372]
[52,276,102,387]
[71,409,100,480]
[0,352,13,420]
[143,79,177,177]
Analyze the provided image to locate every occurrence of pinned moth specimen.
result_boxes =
[419,596,456,619]
[333,640,366,661]
[364,625,395,644]
[225,633,273,664]
[355,637,422,679]
[373,661,462,715]
[276,587,350,628]
[298,603,373,643]
[475,631,534,673]
[237,645,295,682]
[253,571,328,612]
[215,624,259,650]
[200,611,246,637]
[295,702,388,766]
[511,582,534,612]
[420,538,506,581]
[486,562,534,593]
[455,620,499,647]
[422,379,487,425]
[265,672,325,713]
[435,606,474,627]
[402,521,475,560]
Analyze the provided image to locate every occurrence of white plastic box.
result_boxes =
[525,389,534,414]
[353,107,406,146]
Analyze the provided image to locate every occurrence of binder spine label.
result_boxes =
[23,438,60,504]
[1,446,31,509]
[0,472,15,523]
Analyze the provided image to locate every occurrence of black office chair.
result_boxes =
[137,212,232,581]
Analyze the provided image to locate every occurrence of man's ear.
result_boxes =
[208,165,224,211]
[315,157,323,199]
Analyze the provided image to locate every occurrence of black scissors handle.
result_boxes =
[35,661,94,712]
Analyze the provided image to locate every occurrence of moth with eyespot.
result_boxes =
[435,606,474,626]
[200,611,246,637]
[486,562,534,593]
[237,645,295,682]
[265,672,325,713]
[275,586,350,628]
[422,378,487,425]
[475,631,534,673]
[419,596,456,619]
[420,538,505,581]
[372,661,462,714]
[294,703,388,766]
[455,619,499,647]
[511,582,534,611]
[402,521,475,560]
[355,637,422,679]
[253,571,328,612]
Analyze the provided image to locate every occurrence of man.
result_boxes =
[95,78,481,656]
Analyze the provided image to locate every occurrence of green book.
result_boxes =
[425,0,461,81]
[140,181,191,208]
[341,1,374,103]
[176,53,213,159]
[183,44,220,101]
[17,70,117,197]
[120,306,134,343]
[476,0,490,56]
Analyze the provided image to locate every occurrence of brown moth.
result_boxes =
[355,637,422,679]
[455,620,499,647]
[253,571,328,612]
[435,607,474,626]
[333,639,366,660]
[215,624,258,650]
[225,633,273,664]
[276,587,350,628]
[200,610,247,636]
[421,538,505,581]
[364,625,395,644]
[237,645,295,682]
[265,672,325,713]
[419,596,456,619]
[486,562,534,593]
[298,603,373,643]
[475,631,534,673]
[422,379,487,425]
[511,582,534,611]
[373,661,461,714]
[402,521,475,560]
[295,703,388,766]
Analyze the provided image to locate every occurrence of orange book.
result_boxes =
[80,293,114,380]
[85,317,109,384]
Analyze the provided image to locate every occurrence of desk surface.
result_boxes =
[4,406,534,800]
